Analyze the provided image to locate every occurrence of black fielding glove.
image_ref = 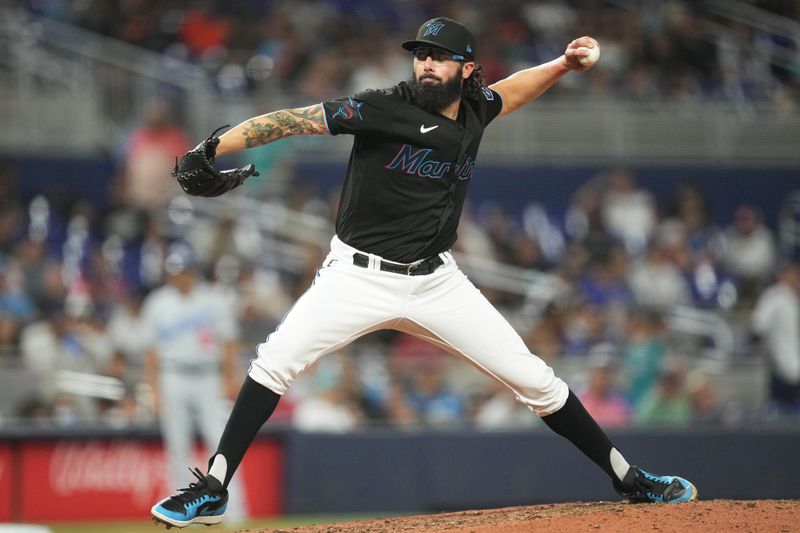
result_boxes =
[172,125,260,197]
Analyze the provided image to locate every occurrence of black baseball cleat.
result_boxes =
[151,467,228,528]
[615,465,698,503]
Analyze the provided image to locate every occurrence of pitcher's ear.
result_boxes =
[462,62,475,79]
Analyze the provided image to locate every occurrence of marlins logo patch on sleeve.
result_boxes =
[332,98,365,120]
[481,86,494,101]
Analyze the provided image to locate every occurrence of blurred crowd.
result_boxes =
[16,0,800,108]
[2,0,799,432]
[1,145,798,432]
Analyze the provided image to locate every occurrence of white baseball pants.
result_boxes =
[249,236,568,416]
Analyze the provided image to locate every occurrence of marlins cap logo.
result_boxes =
[423,21,445,37]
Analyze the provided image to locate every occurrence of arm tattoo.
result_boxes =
[242,105,327,148]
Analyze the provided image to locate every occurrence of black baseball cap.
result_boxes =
[402,17,476,61]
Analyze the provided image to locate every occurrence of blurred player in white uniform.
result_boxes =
[142,243,247,524]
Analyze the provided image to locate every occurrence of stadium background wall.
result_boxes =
[6,156,799,233]
[1,428,799,521]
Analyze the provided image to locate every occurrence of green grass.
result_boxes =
[40,514,395,533]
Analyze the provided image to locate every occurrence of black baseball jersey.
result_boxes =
[321,82,503,263]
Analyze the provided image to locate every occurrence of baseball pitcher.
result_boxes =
[152,17,696,529]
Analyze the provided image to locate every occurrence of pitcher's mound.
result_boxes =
[252,499,798,533]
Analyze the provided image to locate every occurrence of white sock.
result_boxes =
[610,447,630,483]
[208,454,227,484]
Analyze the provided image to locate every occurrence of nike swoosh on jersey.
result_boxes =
[419,125,439,133]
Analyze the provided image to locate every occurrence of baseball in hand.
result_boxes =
[578,45,600,67]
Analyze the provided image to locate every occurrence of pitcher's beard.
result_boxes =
[408,72,463,114]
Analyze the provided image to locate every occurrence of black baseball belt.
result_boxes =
[352,252,444,276]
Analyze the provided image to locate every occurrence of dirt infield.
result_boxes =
[247,500,799,533]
